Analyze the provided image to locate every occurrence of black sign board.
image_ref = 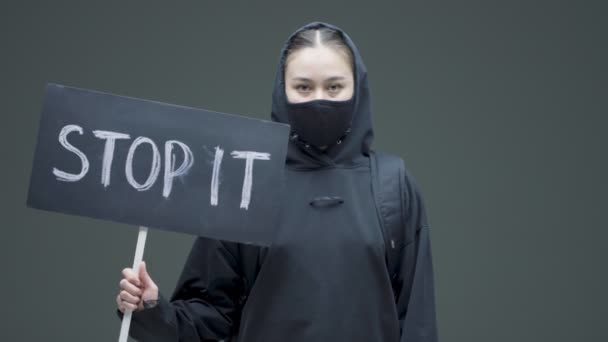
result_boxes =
[27,83,290,246]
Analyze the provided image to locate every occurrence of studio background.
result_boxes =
[1,1,606,341]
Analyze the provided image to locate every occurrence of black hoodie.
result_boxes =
[117,21,439,342]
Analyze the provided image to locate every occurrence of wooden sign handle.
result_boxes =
[118,226,149,342]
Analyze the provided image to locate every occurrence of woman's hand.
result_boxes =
[116,261,159,313]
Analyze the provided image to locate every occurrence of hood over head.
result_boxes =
[271,21,374,169]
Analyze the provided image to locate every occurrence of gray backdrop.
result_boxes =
[1,1,606,341]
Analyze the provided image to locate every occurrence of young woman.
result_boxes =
[116,21,439,342]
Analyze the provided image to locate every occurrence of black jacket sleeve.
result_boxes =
[116,236,245,341]
[395,168,439,342]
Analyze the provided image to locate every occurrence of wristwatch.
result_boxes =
[143,299,159,309]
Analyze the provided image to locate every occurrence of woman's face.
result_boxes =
[284,45,354,104]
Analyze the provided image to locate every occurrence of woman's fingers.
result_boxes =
[122,267,141,287]
[121,301,139,312]
[120,289,141,305]
[119,278,142,296]
[117,266,147,313]
[116,294,138,313]
[116,293,141,313]
[116,293,122,311]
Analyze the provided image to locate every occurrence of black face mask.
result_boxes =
[285,97,355,150]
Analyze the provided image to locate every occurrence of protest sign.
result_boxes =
[27,83,290,245]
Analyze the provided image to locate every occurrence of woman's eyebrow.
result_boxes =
[291,77,312,82]
[290,76,347,82]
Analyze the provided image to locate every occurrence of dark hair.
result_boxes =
[284,27,354,73]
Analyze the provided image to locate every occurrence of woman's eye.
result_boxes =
[296,84,310,92]
[328,84,343,92]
